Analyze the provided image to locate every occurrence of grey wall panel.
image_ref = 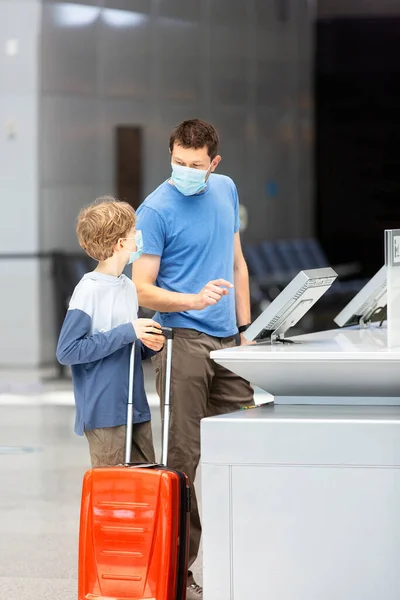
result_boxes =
[42,0,99,6]
[0,12,38,95]
[142,124,174,197]
[0,94,38,193]
[208,109,248,188]
[98,15,152,101]
[101,0,153,13]
[255,30,295,63]
[0,260,41,366]
[212,0,248,25]
[40,96,99,187]
[318,0,400,18]
[40,185,95,252]
[254,0,282,27]
[0,1,40,253]
[210,57,248,107]
[255,61,293,107]
[0,1,41,366]
[0,168,38,252]
[157,18,204,104]
[41,4,98,96]
[39,257,57,365]
[158,60,202,105]
[158,0,202,21]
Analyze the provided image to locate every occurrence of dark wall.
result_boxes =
[315,17,400,276]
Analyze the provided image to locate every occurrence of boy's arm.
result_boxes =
[56,309,137,366]
[140,342,159,360]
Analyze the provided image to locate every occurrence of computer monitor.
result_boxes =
[334,266,387,328]
[244,268,338,343]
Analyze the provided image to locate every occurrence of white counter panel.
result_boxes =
[210,326,400,397]
[230,465,400,600]
[201,404,400,600]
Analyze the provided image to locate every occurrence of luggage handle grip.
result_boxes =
[124,462,161,469]
[152,326,174,340]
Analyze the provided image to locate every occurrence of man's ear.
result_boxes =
[211,155,222,172]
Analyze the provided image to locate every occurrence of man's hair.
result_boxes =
[76,196,136,261]
[169,119,220,159]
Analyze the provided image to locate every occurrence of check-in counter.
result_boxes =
[201,325,400,600]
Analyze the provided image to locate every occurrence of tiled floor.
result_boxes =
[0,366,269,599]
[0,367,202,600]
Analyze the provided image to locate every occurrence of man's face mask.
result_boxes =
[170,162,212,196]
[123,230,143,264]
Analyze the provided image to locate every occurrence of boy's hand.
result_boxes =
[132,319,165,351]
[142,331,165,352]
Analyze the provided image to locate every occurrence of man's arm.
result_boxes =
[233,232,252,344]
[132,254,233,312]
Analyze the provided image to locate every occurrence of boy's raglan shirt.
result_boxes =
[56,272,153,435]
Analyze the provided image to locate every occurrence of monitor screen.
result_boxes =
[334,266,386,328]
[244,268,337,343]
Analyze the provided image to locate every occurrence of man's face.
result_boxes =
[171,143,221,175]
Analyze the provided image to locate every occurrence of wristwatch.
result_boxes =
[238,324,251,334]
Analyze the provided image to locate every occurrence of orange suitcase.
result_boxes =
[78,328,190,600]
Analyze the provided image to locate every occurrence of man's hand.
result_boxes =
[192,279,233,310]
[239,333,256,346]
[132,319,165,351]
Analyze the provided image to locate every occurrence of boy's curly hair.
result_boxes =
[76,196,136,261]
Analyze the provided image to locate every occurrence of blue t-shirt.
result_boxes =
[136,173,240,337]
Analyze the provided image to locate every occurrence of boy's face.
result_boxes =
[118,226,143,266]
[119,226,137,253]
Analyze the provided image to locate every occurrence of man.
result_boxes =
[132,119,254,599]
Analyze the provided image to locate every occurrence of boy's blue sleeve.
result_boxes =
[140,343,159,360]
[56,280,137,366]
[56,311,136,365]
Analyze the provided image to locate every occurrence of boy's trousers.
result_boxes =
[85,421,155,467]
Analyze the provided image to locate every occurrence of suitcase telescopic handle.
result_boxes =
[160,327,174,467]
[125,342,136,464]
[125,327,174,466]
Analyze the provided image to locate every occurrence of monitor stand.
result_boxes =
[256,332,301,345]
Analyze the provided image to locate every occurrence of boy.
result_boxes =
[57,197,164,467]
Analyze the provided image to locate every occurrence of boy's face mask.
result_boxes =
[122,230,143,264]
